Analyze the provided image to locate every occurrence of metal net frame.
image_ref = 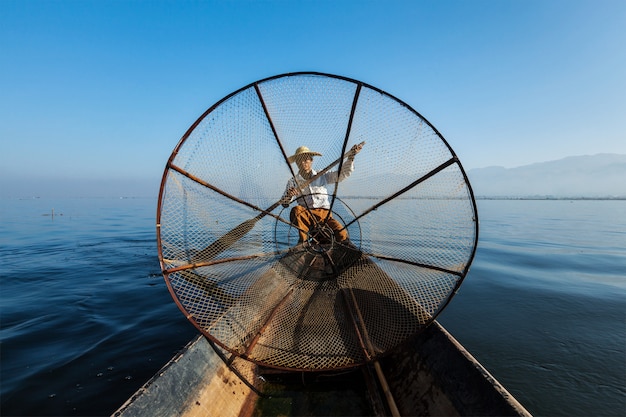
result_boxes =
[157,72,479,371]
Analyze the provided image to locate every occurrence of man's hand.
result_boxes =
[280,187,299,206]
[348,142,365,159]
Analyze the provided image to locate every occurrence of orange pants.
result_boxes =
[290,206,348,243]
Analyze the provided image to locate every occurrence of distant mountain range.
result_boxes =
[2,153,624,199]
[467,154,626,198]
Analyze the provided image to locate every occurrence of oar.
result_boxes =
[192,142,365,262]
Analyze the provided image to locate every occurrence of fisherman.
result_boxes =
[281,143,364,243]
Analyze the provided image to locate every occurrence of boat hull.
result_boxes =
[113,321,531,417]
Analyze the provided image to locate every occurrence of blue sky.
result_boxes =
[1,0,625,197]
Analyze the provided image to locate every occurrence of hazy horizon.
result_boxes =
[2,152,624,199]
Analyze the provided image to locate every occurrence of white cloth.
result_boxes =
[283,160,354,209]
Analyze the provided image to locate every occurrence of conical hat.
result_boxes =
[288,146,322,163]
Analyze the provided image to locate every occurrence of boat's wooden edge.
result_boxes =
[112,322,532,417]
[381,321,532,417]
[434,322,532,417]
[111,334,258,417]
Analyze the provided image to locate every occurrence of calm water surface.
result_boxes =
[439,200,625,417]
[1,198,624,416]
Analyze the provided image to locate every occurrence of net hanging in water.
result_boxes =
[157,72,479,371]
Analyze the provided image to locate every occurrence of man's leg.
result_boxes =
[310,208,348,242]
[290,205,312,242]
[326,215,348,242]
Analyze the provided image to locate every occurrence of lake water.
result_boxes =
[1,198,624,416]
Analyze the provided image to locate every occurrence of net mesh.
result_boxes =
[157,72,478,371]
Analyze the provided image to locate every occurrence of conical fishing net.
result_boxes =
[157,72,478,371]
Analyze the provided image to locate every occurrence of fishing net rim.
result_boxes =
[155,72,480,371]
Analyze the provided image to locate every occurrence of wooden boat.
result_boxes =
[113,318,531,417]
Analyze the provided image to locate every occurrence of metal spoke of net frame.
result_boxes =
[157,72,479,371]
[345,156,471,272]
[320,83,362,228]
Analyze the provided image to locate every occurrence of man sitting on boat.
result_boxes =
[281,143,363,244]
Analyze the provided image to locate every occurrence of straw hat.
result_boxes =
[287,146,322,163]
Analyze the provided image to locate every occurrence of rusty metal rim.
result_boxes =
[155,72,480,372]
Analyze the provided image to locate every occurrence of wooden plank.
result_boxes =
[381,321,532,417]
[112,335,258,417]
